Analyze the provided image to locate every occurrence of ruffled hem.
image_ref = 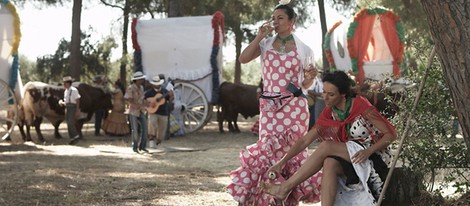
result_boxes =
[227,125,321,206]
[103,112,130,136]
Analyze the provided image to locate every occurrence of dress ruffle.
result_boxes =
[227,125,321,206]
[103,112,130,136]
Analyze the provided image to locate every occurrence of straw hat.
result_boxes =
[149,75,164,86]
[63,76,74,82]
[131,71,146,81]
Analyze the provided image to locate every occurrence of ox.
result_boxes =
[217,82,259,133]
[20,81,112,142]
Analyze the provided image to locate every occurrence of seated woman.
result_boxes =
[262,70,396,206]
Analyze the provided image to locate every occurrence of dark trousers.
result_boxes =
[66,104,79,138]
[95,109,105,135]
[308,106,315,130]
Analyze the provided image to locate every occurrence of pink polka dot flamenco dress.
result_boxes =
[227,44,321,205]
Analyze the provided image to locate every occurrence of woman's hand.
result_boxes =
[302,67,317,89]
[258,21,274,38]
[266,161,284,179]
[351,148,373,164]
[304,67,318,80]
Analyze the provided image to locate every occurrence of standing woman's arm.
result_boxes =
[239,24,274,64]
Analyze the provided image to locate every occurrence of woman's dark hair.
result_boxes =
[322,70,356,97]
[274,4,296,20]
[115,80,125,95]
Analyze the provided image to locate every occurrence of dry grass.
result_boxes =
[1,117,465,206]
[0,119,259,206]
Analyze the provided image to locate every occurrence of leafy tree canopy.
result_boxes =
[34,31,117,83]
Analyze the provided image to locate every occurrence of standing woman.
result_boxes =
[227,1,321,205]
[102,80,130,136]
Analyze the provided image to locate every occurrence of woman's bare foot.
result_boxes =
[261,182,289,200]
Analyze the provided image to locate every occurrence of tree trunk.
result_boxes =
[317,0,330,71]
[120,0,130,85]
[382,168,422,206]
[420,0,470,161]
[168,0,183,17]
[234,20,242,84]
[70,0,82,81]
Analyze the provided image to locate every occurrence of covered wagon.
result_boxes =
[132,12,224,133]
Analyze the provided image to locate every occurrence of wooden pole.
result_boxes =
[376,46,436,206]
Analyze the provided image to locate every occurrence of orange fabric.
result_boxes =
[348,11,376,85]
[380,12,403,80]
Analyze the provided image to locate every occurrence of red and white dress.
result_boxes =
[227,34,321,206]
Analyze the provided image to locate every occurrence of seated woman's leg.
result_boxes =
[263,141,350,200]
[321,157,344,206]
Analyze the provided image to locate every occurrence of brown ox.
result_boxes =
[217,82,260,133]
[20,81,112,142]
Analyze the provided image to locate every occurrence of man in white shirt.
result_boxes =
[59,76,81,145]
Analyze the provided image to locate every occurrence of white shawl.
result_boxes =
[259,33,314,93]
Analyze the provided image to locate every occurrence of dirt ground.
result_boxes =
[0,116,321,206]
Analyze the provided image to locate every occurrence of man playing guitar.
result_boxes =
[144,75,174,148]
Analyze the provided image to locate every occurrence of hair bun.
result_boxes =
[279,0,291,5]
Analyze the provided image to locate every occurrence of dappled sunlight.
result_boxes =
[215,176,232,186]
[28,182,63,193]
[0,120,275,205]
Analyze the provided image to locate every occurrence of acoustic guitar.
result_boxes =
[145,93,167,113]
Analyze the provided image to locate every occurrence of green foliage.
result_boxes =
[222,60,261,85]
[391,41,469,196]
[18,55,37,83]
[99,0,166,16]
[34,32,118,83]
[355,0,470,196]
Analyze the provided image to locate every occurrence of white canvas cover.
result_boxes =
[0,5,23,99]
[328,20,352,73]
[136,15,223,101]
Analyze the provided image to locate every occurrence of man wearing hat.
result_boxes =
[144,75,173,148]
[59,76,81,145]
[124,71,149,153]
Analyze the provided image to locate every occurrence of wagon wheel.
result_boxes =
[173,81,210,133]
[0,79,18,141]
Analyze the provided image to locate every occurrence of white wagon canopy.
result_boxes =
[132,12,224,133]
[0,0,23,140]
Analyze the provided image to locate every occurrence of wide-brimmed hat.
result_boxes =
[132,71,146,81]
[63,76,74,82]
[149,75,164,86]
